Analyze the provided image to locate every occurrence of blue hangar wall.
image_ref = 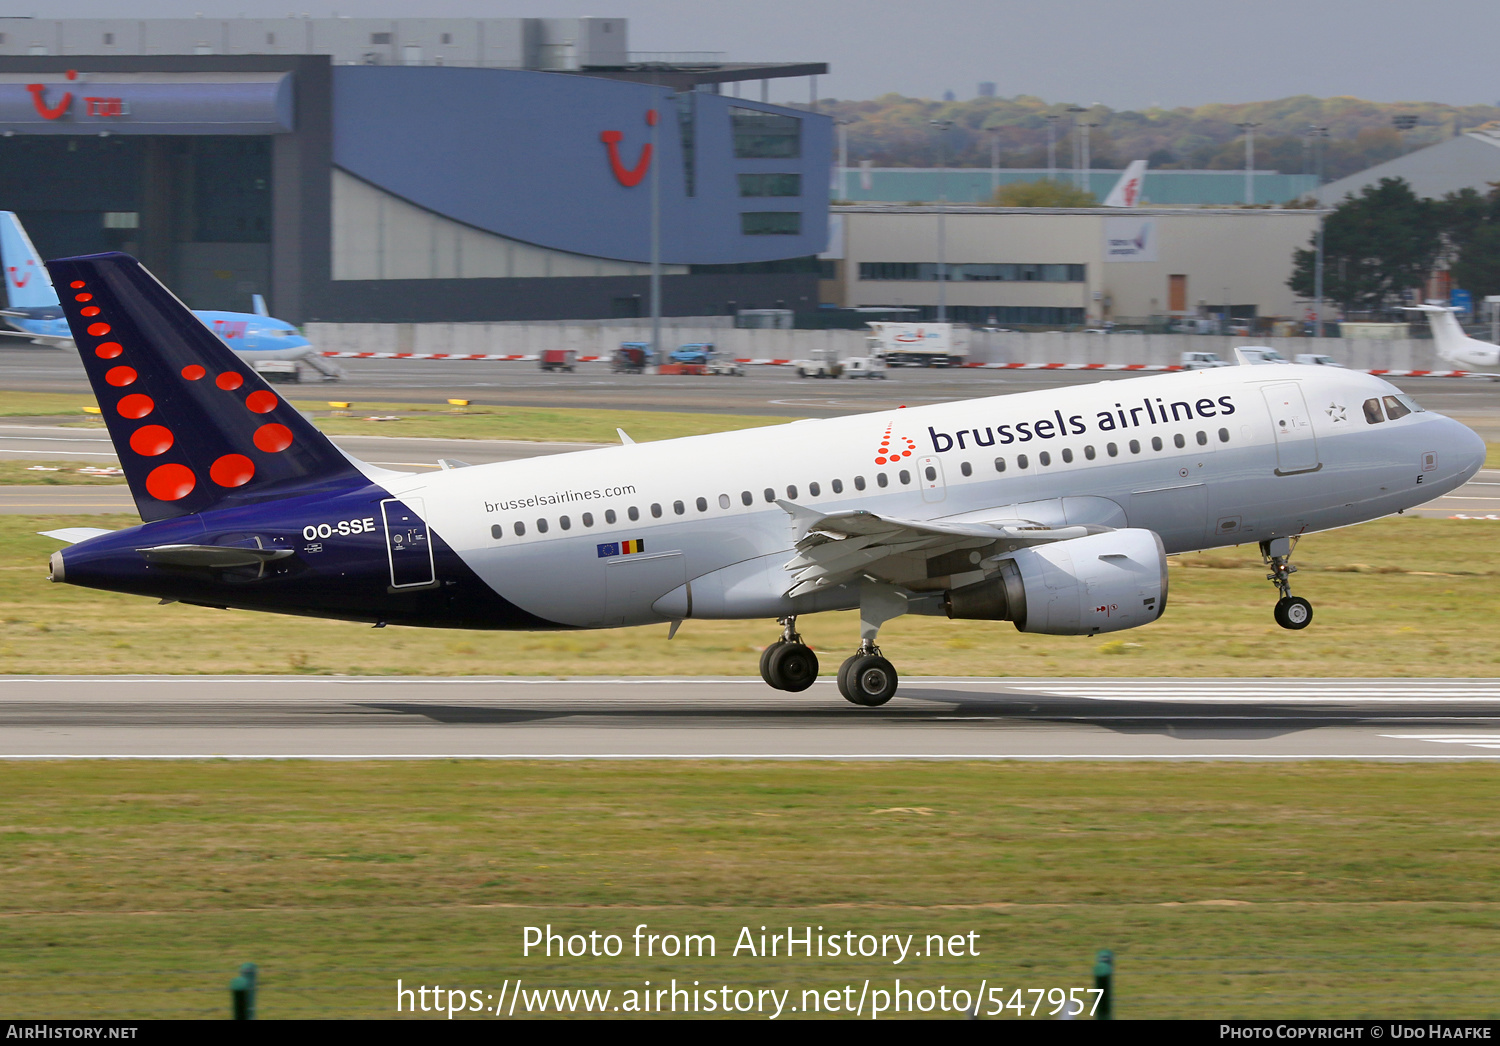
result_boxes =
[0,56,832,323]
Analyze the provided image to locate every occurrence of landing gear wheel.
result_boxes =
[839,654,898,706]
[759,639,786,686]
[767,643,819,692]
[1274,596,1313,630]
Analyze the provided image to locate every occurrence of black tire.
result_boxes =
[1274,596,1313,630]
[759,639,786,688]
[767,643,819,692]
[841,654,898,706]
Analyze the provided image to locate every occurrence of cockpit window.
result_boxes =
[1382,395,1412,421]
[1363,398,1384,424]
[1394,393,1424,414]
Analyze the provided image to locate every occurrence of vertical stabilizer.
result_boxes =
[251,293,269,317]
[1408,304,1500,368]
[1,212,60,309]
[46,252,363,522]
[1102,161,1148,208]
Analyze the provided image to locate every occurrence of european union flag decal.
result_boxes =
[597,542,620,558]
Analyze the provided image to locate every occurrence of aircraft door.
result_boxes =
[1261,382,1321,475]
[605,551,686,625]
[918,456,947,503]
[382,498,436,589]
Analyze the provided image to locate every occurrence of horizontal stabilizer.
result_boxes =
[137,544,296,569]
[39,527,113,544]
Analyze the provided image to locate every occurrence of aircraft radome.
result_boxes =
[41,253,1485,706]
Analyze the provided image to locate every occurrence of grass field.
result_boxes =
[7,513,1500,677]
[2,761,1497,1019]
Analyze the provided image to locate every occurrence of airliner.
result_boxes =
[1405,303,1500,370]
[1102,161,1148,208]
[42,252,1484,706]
[1,212,341,381]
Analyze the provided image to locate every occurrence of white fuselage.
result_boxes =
[369,365,1483,629]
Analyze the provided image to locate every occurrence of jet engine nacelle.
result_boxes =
[944,528,1168,635]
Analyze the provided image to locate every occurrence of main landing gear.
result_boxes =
[838,642,899,707]
[760,617,819,692]
[1262,537,1313,630]
[760,586,907,707]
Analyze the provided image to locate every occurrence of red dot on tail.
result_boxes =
[145,463,195,501]
[87,323,111,337]
[69,280,85,289]
[210,454,255,488]
[94,342,122,359]
[216,372,243,391]
[116,393,154,419]
[181,364,205,380]
[104,366,136,387]
[253,423,293,453]
[80,306,100,317]
[128,425,174,457]
[245,390,278,414]
[74,293,92,302]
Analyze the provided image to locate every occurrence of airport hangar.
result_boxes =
[0,17,831,324]
[821,204,1323,329]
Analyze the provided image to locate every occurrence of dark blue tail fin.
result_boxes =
[46,252,362,522]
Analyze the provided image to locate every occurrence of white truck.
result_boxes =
[865,322,970,367]
[793,346,843,378]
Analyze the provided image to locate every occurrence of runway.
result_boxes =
[4,675,1500,759]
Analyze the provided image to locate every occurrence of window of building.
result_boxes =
[491,525,503,540]
[808,481,821,497]
[742,212,801,236]
[960,461,972,477]
[371,32,392,44]
[441,32,452,44]
[265,32,275,44]
[857,262,1085,282]
[514,521,526,536]
[536,518,548,533]
[738,173,801,197]
[731,107,801,158]
[103,32,114,44]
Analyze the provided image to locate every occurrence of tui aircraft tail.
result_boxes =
[2,211,60,310]
[46,252,363,523]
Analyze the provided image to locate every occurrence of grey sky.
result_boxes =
[22,0,1500,109]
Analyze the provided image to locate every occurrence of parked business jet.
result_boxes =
[1,213,341,381]
[1405,303,1500,370]
[1102,161,1148,208]
[42,253,1485,705]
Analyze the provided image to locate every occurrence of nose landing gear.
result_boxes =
[1262,537,1313,630]
[760,616,819,692]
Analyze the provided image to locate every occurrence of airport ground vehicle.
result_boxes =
[669,343,715,365]
[865,322,969,367]
[1180,351,1231,370]
[613,343,651,373]
[705,358,744,376]
[842,357,887,379]
[539,349,577,373]
[1294,354,1343,367]
[42,252,1485,707]
[793,348,843,379]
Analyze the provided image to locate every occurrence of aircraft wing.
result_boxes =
[779,502,1107,597]
[0,326,74,349]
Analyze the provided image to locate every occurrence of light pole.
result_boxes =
[834,118,850,197]
[649,72,664,363]
[1045,113,1060,183]
[931,118,954,322]
[1236,121,1261,205]
[1307,125,1329,338]
[988,127,1001,198]
[1065,105,1086,190]
[1080,121,1099,198]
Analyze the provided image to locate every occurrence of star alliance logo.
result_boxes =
[1325,402,1347,423]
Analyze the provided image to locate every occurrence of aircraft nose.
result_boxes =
[1446,415,1486,483]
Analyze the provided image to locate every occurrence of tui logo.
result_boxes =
[7,261,35,289]
[25,69,76,120]
[600,110,656,187]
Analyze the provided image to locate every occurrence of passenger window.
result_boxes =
[1107,443,1118,457]
[583,512,594,527]
[1038,451,1051,466]
[628,506,639,522]
[960,461,972,476]
[514,521,526,536]
[606,509,617,524]
[809,482,821,496]
[537,518,549,533]
[560,515,571,530]
[1151,436,1163,451]
[924,465,937,481]
[673,500,684,515]
[1173,433,1185,449]
[994,457,1006,472]
[786,485,798,499]
[1218,428,1230,443]
[899,470,911,484]
[719,494,730,509]
[1196,431,1208,446]
[764,487,776,502]
[1383,395,1411,420]
[697,497,709,512]
[651,503,663,518]
[1017,454,1029,469]
[832,478,844,493]
[1129,440,1141,454]
[1084,445,1095,460]
[491,524,503,540]
[877,473,889,488]
[854,476,866,490]
[1062,448,1074,463]
[1363,398,1384,424]
[741,491,753,506]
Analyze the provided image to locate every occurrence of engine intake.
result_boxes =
[945,528,1167,635]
